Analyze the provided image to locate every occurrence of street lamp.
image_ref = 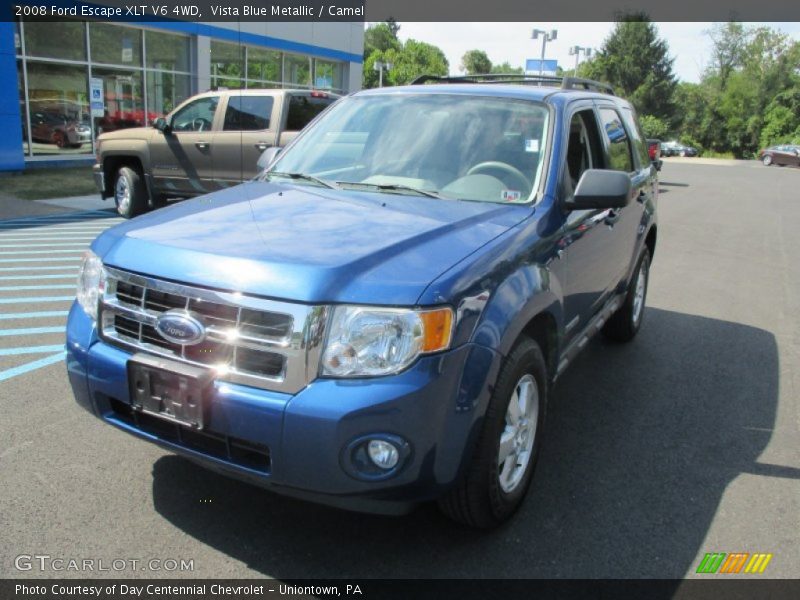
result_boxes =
[569,46,592,75]
[373,60,393,87]
[531,28,558,76]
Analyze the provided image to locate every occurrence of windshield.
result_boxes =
[269,93,550,204]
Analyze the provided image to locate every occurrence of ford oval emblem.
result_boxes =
[155,310,206,346]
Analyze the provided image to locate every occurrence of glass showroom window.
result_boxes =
[25,62,91,156]
[211,41,244,89]
[24,21,86,61]
[314,60,343,91]
[246,46,282,88]
[145,30,192,119]
[90,23,143,67]
[145,29,190,72]
[92,68,145,135]
[284,53,311,88]
[146,71,191,119]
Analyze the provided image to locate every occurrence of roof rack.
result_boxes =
[409,73,615,96]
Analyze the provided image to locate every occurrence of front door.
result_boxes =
[150,95,220,196]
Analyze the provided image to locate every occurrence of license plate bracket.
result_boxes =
[127,353,213,430]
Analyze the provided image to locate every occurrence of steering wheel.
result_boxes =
[466,161,530,193]
[192,117,211,132]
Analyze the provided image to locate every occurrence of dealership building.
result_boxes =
[0,19,364,171]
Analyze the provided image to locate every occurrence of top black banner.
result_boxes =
[2,0,800,21]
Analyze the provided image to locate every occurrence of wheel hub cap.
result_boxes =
[115,177,130,213]
[498,373,539,493]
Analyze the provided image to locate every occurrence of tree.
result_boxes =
[490,62,524,75]
[460,50,492,75]
[363,22,401,61]
[638,115,669,139]
[581,15,677,124]
[363,39,449,88]
[706,22,749,88]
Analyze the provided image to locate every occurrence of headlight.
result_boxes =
[321,306,453,377]
[76,250,105,320]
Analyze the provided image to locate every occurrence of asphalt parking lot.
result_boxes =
[0,160,798,580]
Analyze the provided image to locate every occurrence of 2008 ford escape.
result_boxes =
[67,75,657,528]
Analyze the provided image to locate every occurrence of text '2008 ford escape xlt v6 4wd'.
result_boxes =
[68,75,657,528]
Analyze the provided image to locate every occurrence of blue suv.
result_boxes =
[67,75,657,528]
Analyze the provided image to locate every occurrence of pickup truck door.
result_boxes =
[277,92,337,147]
[595,102,653,286]
[150,95,221,196]
[212,92,280,187]
[558,105,627,341]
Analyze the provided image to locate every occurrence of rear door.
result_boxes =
[212,92,279,187]
[150,94,221,196]
[277,92,337,146]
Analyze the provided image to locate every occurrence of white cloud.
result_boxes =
[387,21,800,83]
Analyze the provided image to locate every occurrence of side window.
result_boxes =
[599,108,633,172]
[565,109,604,191]
[620,107,651,168]
[171,96,219,132]
[286,95,334,131]
[223,95,274,131]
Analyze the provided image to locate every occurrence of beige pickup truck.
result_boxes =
[93,89,340,217]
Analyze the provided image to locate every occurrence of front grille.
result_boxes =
[99,267,327,393]
[107,398,271,473]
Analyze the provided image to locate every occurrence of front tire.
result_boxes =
[603,247,651,342]
[113,166,148,218]
[762,155,772,166]
[438,337,547,528]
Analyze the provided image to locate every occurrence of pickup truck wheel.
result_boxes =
[438,337,547,528]
[114,167,148,218]
[602,247,651,343]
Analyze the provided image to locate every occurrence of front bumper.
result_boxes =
[66,303,502,515]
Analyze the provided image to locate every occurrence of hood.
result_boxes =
[93,181,531,305]
[98,126,153,142]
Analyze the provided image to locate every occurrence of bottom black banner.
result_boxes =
[3,579,800,600]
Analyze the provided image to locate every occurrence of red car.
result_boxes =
[759,145,800,167]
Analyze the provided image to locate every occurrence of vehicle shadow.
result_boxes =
[0,210,118,231]
[151,308,779,578]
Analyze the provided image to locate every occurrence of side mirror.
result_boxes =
[567,169,632,210]
[153,117,171,134]
[257,146,282,171]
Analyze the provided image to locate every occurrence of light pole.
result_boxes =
[373,60,393,87]
[569,46,592,75]
[531,28,558,76]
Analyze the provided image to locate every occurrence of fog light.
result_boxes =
[367,439,400,470]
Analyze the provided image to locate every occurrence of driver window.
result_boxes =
[565,110,602,193]
[171,96,219,132]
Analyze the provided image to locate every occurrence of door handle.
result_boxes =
[195,141,209,150]
[255,142,271,152]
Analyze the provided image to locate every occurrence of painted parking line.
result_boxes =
[0,284,76,291]
[0,237,98,242]
[0,243,92,248]
[0,311,69,320]
[0,352,64,382]
[0,249,88,255]
[0,296,74,304]
[0,257,82,264]
[0,344,64,356]
[0,265,80,272]
[0,326,65,337]
[0,274,77,281]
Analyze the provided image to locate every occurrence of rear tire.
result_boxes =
[438,337,547,529]
[114,166,148,218]
[602,247,651,343]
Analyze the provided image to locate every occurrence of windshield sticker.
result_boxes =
[525,139,539,153]
[501,190,522,202]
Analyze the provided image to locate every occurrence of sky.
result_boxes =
[392,22,800,83]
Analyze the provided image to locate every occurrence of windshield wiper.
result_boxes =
[335,181,443,199]
[263,171,338,190]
